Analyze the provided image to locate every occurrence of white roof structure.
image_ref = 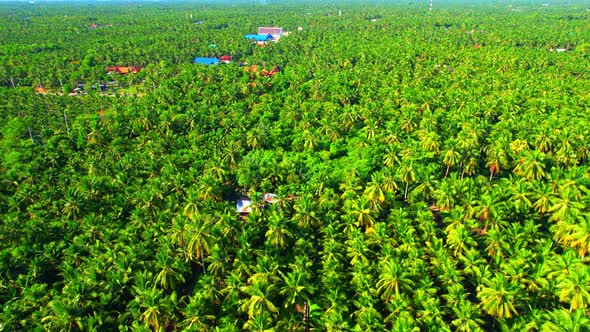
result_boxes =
[258,27,283,40]
[263,193,278,204]
[236,193,278,214]
[236,197,252,213]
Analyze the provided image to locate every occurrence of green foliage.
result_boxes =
[1,1,590,330]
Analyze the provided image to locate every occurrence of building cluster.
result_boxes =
[245,27,283,46]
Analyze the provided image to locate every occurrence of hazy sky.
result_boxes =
[3,0,590,4]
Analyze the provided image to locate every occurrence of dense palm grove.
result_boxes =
[1,1,590,331]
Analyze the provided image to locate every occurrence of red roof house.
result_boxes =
[261,65,281,77]
[107,66,143,75]
[34,85,48,94]
[220,55,232,64]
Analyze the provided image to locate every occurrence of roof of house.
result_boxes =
[243,65,259,74]
[194,57,220,65]
[236,196,252,213]
[236,193,278,214]
[107,66,142,74]
[258,27,283,36]
[34,85,48,94]
[220,55,232,61]
[245,34,273,41]
[261,65,281,77]
[263,193,278,203]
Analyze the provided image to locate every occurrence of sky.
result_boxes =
[2,0,590,4]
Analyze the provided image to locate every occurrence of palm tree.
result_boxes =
[509,180,533,214]
[41,300,84,331]
[533,133,553,153]
[293,194,319,230]
[547,190,584,223]
[447,224,477,258]
[153,246,186,291]
[451,301,485,332]
[398,163,416,200]
[383,145,401,168]
[432,179,455,210]
[485,143,509,181]
[61,187,81,220]
[351,293,383,331]
[349,198,376,233]
[242,311,274,331]
[477,275,520,319]
[541,309,590,332]
[322,287,350,330]
[443,147,459,178]
[363,172,386,210]
[184,218,213,267]
[180,295,215,330]
[381,168,400,195]
[345,229,370,266]
[483,228,508,263]
[130,274,169,331]
[239,283,279,319]
[279,269,313,310]
[555,269,590,311]
[414,291,447,329]
[443,283,468,309]
[419,130,441,154]
[265,211,292,249]
[531,182,555,214]
[196,174,222,202]
[376,258,415,302]
[206,244,230,277]
[220,272,244,314]
[513,150,546,181]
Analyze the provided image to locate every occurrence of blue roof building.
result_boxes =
[194,57,220,65]
[244,33,273,41]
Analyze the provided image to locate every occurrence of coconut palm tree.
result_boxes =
[477,275,520,319]
[239,283,279,320]
[548,190,585,223]
[513,150,546,181]
[398,162,416,200]
[180,295,216,330]
[443,147,460,178]
[292,194,319,230]
[447,224,477,258]
[555,269,590,311]
[376,257,415,302]
[363,172,386,210]
[265,211,293,250]
[278,269,313,312]
[349,198,376,233]
[451,301,485,332]
[541,309,590,332]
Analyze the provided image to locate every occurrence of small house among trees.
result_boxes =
[193,57,220,65]
[107,66,143,74]
[34,85,48,94]
[244,27,283,46]
[236,193,278,215]
[261,65,281,77]
[244,34,273,42]
[257,27,283,40]
[236,196,253,214]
